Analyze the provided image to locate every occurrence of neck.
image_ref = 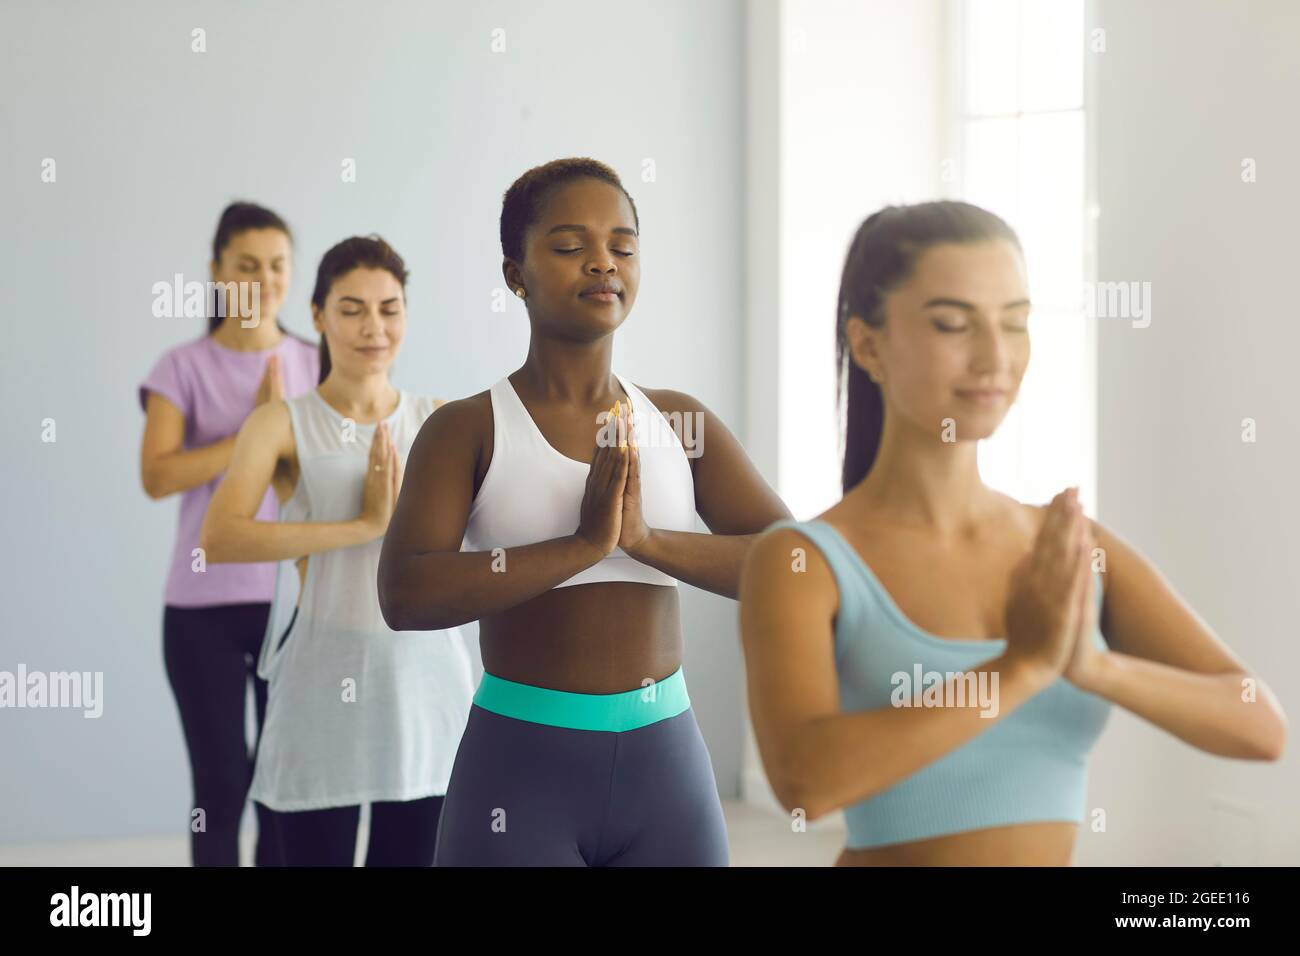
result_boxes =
[848,412,997,535]
[518,336,619,404]
[212,316,282,351]
[317,370,399,420]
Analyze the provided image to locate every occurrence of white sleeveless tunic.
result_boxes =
[249,389,476,812]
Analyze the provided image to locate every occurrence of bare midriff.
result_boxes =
[836,821,1079,866]
[479,581,684,694]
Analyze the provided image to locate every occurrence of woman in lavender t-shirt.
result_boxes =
[138,202,319,866]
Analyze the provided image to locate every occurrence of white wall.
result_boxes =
[0,0,746,844]
[1081,0,1299,865]
[741,0,947,811]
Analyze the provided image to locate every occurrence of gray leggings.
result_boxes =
[434,704,730,866]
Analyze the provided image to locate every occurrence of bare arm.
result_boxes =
[622,388,791,598]
[199,401,377,563]
[1066,520,1286,760]
[140,355,283,499]
[139,391,237,498]
[741,490,1093,820]
[377,398,624,631]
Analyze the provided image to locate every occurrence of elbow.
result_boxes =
[1251,712,1287,762]
[377,573,430,631]
[198,523,227,564]
[1235,680,1288,761]
[378,588,408,631]
[376,564,408,630]
[772,778,834,824]
[377,555,472,632]
[766,748,835,822]
[141,467,168,500]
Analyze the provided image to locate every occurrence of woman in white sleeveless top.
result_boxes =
[200,235,474,866]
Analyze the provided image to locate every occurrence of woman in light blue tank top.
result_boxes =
[739,201,1286,866]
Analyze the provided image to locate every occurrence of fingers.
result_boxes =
[615,432,630,484]
[266,356,282,394]
[613,401,630,484]
[584,398,637,497]
[1065,530,1091,631]
[1063,494,1083,570]
[370,422,392,472]
[1033,489,1072,562]
[1075,546,1095,625]
[1073,517,1096,604]
[1033,488,1081,589]
[627,414,640,487]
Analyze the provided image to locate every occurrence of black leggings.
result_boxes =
[163,602,278,867]
[266,795,445,867]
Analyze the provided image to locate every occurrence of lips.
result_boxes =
[955,388,1007,402]
[579,281,622,298]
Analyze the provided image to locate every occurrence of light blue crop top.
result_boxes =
[769,519,1112,850]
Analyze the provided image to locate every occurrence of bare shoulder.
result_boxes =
[636,386,735,435]
[417,390,490,437]
[243,398,293,445]
[405,389,494,480]
[637,386,708,417]
[637,385,740,447]
[741,520,840,614]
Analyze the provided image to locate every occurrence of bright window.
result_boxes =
[948,0,1096,511]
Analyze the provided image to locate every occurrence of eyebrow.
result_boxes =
[236,255,285,263]
[339,296,402,305]
[921,297,1031,311]
[544,224,639,237]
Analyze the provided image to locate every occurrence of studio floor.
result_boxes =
[0,801,847,868]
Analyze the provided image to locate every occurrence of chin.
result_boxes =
[565,313,626,340]
[954,414,1007,442]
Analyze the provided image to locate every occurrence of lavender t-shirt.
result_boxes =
[139,333,320,608]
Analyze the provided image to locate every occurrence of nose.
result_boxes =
[970,324,1012,376]
[585,251,617,274]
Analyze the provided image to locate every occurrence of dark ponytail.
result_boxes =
[310,235,409,385]
[836,201,1022,493]
[208,201,294,335]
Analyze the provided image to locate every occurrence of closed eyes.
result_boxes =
[555,248,635,257]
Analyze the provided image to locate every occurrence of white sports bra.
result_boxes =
[462,372,698,588]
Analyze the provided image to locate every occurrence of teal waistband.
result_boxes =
[473,667,690,732]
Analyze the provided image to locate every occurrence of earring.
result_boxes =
[515,288,526,299]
